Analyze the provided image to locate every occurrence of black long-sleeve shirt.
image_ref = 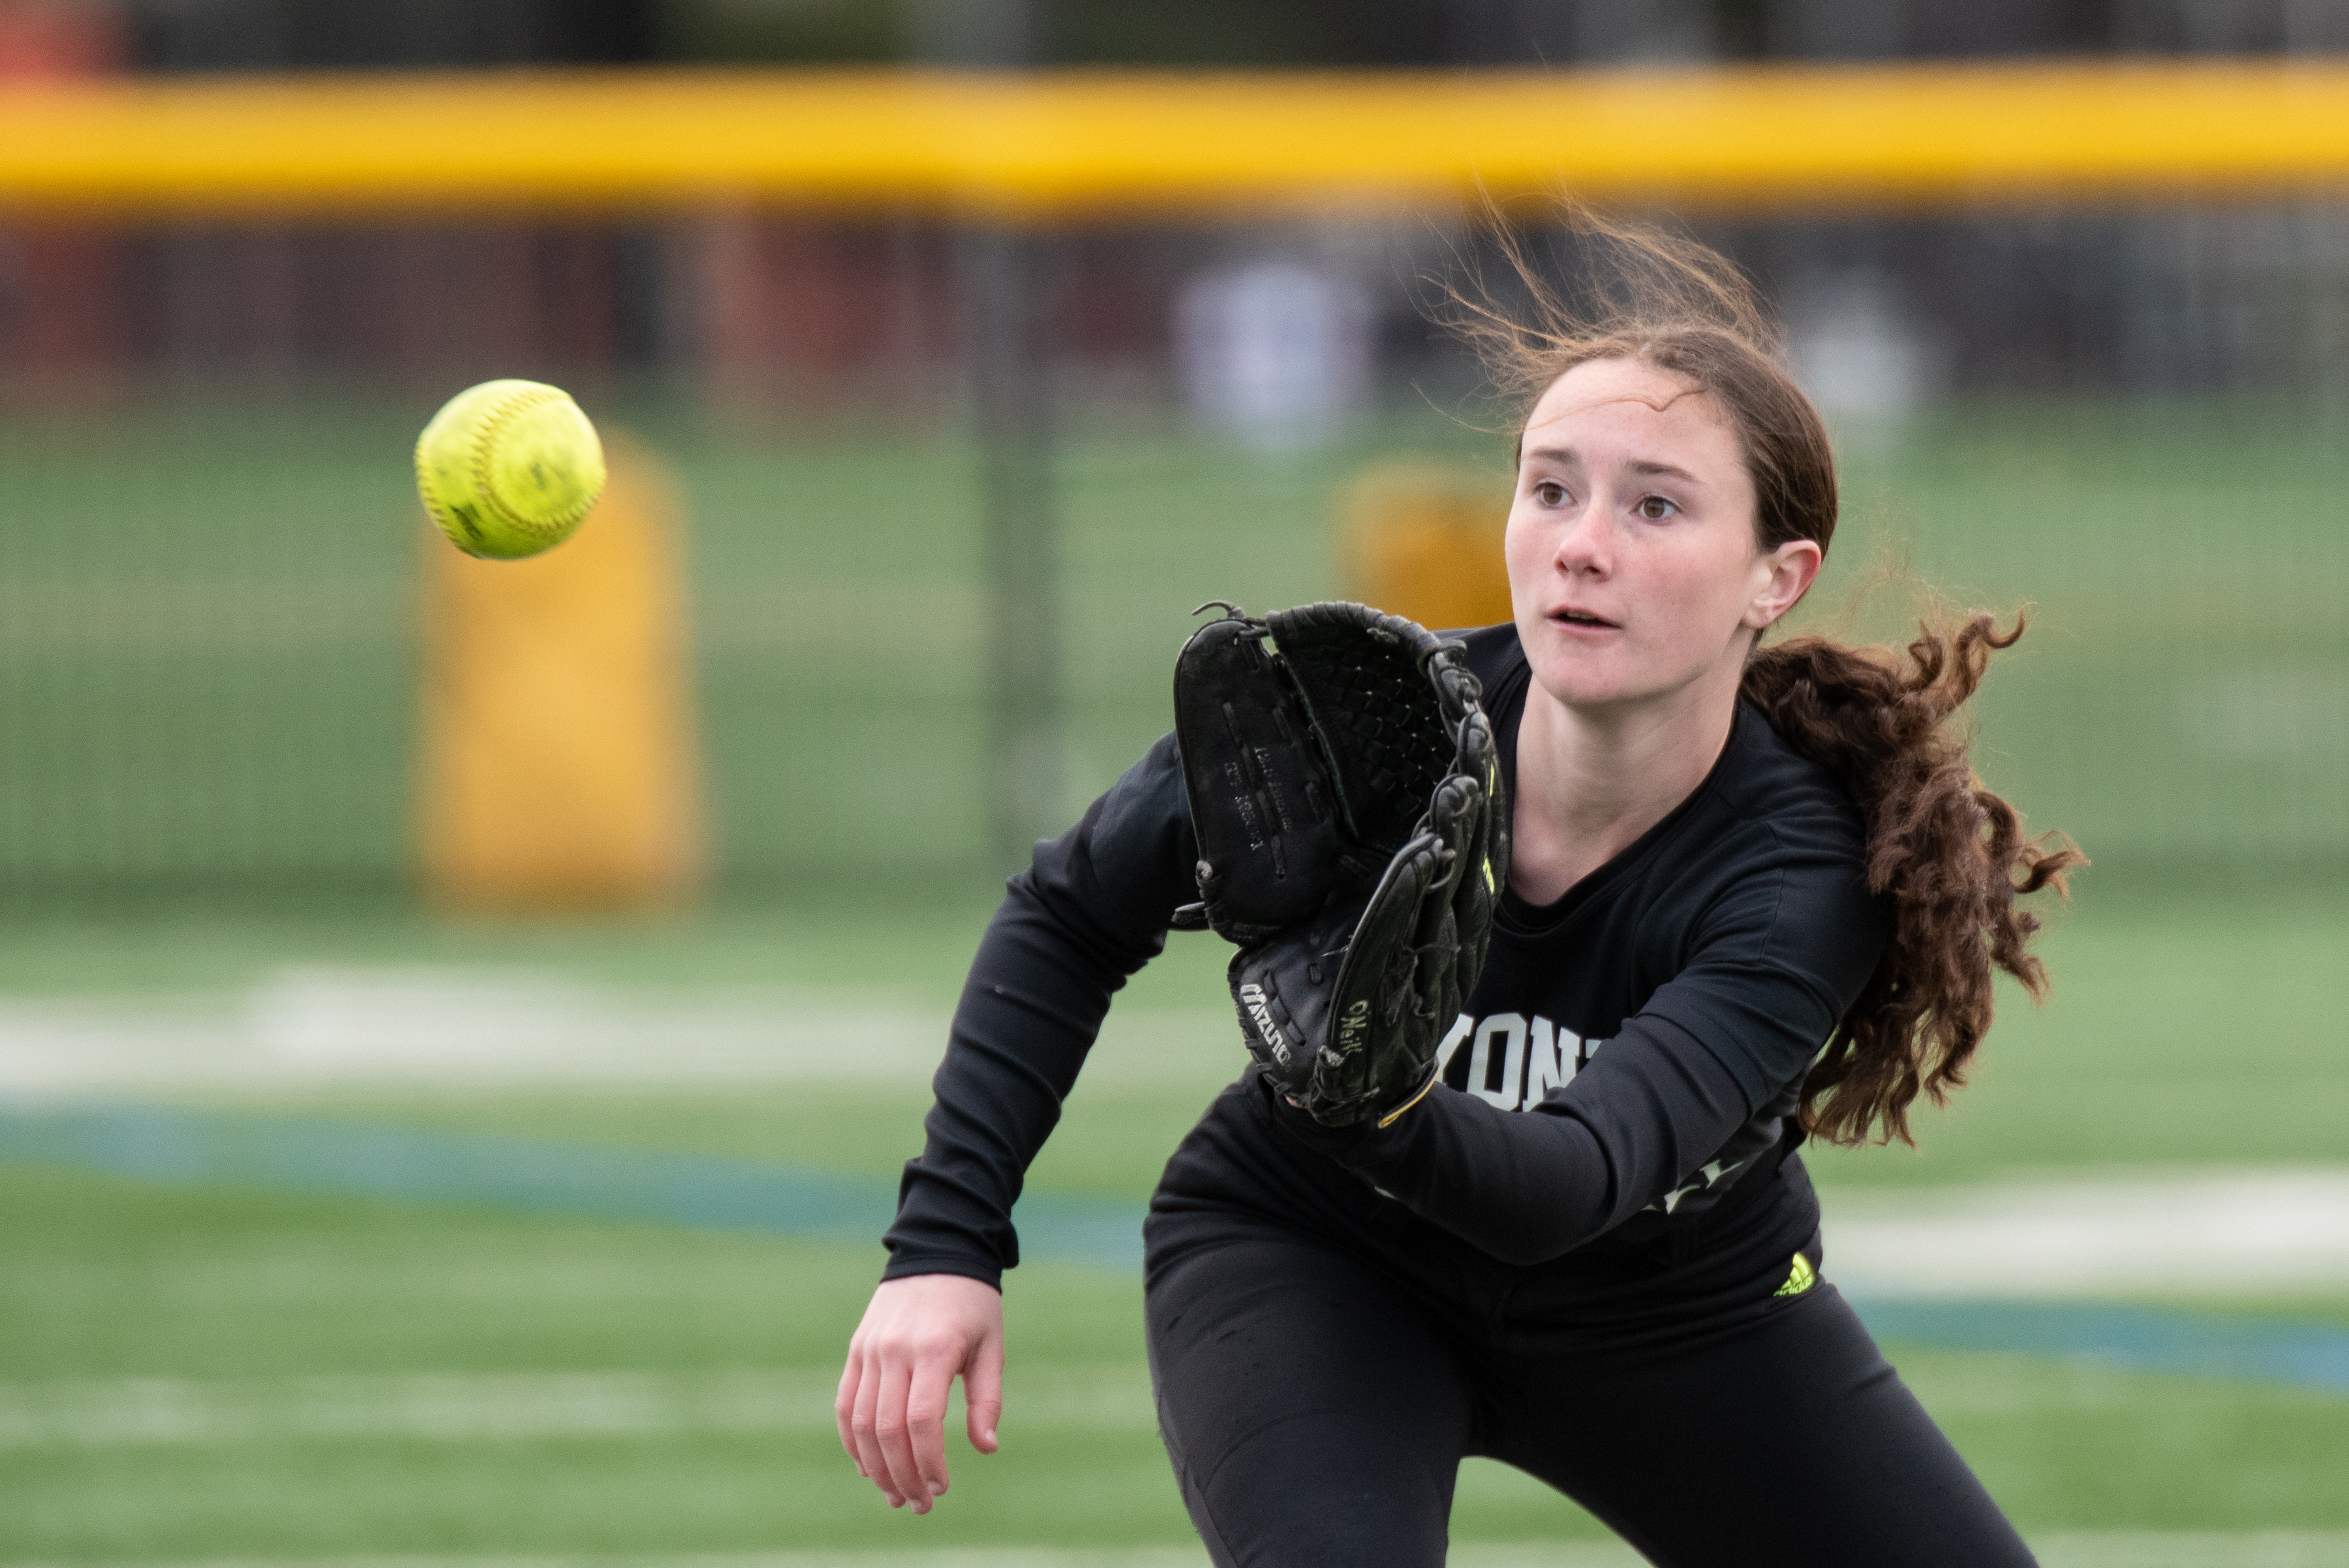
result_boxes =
[883,623,1890,1290]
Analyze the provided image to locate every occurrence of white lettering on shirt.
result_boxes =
[1444,1010,1599,1112]
[1522,1015,1566,1102]
[1466,1013,1526,1108]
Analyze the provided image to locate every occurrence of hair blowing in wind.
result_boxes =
[1447,204,2087,1146]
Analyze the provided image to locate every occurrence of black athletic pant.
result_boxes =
[1144,1083,2036,1568]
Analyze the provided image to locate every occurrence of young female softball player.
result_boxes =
[837,214,2081,1566]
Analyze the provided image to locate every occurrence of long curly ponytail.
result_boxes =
[1449,205,2084,1146]
[1740,619,2084,1144]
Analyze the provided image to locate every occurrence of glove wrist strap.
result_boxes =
[1374,1061,1443,1129]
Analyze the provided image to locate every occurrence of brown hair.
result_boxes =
[1447,207,2085,1146]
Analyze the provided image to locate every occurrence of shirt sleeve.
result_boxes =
[1276,827,1889,1267]
[881,732,1197,1288]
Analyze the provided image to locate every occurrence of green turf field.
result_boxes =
[1,889,2344,1563]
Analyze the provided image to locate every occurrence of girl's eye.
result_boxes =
[1635,495,1677,521]
[1533,480,1567,506]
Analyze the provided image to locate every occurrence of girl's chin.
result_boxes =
[1529,671,1642,711]
[1526,659,1695,715]
[1525,648,1631,701]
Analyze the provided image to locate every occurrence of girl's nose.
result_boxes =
[1553,497,1611,576]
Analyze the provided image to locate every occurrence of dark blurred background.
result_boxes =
[91,0,2349,69]
[8,0,2349,406]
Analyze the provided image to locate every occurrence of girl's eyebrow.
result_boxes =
[1523,446,1703,487]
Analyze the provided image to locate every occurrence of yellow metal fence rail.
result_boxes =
[5,63,2349,219]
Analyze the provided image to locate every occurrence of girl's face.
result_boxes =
[1505,356,1818,715]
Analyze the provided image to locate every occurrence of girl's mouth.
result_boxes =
[1552,608,1618,629]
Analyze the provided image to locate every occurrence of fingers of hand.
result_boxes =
[965,1330,1006,1454]
[872,1357,932,1512]
[902,1357,957,1507]
[833,1354,865,1473]
[848,1349,901,1507]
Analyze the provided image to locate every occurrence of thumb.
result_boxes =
[963,1329,1005,1454]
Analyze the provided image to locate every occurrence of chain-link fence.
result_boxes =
[3,188,2344,904]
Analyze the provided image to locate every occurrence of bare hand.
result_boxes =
[835,1273,1005,1513]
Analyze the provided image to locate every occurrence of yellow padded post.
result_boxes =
[1342,463,1514,636]
[418,428,703,912]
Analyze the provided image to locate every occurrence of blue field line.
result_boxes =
[0,1103,1144,1271]
[3,1104,2346,1392]
[1851,1297,2349,1394]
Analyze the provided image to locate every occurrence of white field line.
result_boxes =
[8,1538,2349,1568]
[1819,1171,2349,1295]
[0,970,1240,1094]
[0,1368,1156,1449]
[0,1350,2326,1454]
[3,970,2348,1294]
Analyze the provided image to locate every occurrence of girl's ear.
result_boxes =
[1746,538,1822,632]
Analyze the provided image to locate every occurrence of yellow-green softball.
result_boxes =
[415,379,606,560]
